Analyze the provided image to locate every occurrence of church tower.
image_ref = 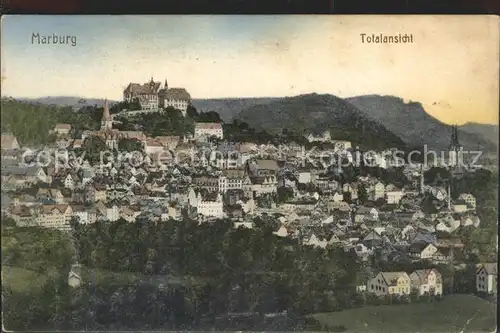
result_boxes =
[101,99,113,131]
[164,77,168,90]
[448,125,462,167]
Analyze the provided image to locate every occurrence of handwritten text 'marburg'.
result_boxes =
[31,33,77,47]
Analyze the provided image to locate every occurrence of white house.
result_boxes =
[458,193,476,210]
[298,171,312,184]
[1,134,20,150]
[64,174,75,189]
[194,123,224,140]
[68,264,82,288]
[273,225,289,237]
[410,269,443,295]
[368,271,411,296]
[234,221,254,229]
[54,123,72,136]
[476,263,497,295]
[386,190,404,204]
[188,189,224,218]
[373,181,386,200]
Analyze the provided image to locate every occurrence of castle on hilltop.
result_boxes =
[123,77,191,116]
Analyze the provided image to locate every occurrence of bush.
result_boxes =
[330,324,347,332]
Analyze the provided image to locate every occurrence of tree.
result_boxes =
[421,195,438,214]
[358,184,368,203]
[80,136,108,165]
[118,138,143,152]
[186,104,198,118]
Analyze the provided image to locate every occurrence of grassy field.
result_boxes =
[1,266,55,293]
[2,264,201,294]
[311,294,496,333]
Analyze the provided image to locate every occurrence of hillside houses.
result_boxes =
[1,110,490,312]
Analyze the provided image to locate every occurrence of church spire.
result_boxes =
[102,99,111,121]
[450,125,460,147]
[164,77,168,90]
[101,99,113,131]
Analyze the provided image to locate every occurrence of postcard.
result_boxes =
[1,15,498,332]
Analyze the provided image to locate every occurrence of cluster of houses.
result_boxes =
[362,262,497,298]
[366,268,444,297]
[1,101,496,298]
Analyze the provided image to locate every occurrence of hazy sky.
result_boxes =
[1,15,498,125]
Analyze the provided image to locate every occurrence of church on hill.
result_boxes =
[81,99,147,150]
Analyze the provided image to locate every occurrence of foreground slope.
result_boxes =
[311,294,496,333]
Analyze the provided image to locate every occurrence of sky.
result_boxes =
[1,15,498,125]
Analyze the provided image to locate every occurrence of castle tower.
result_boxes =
[101,99,113,131]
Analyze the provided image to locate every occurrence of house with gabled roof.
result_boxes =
[1,134,20,150]
[368,271,411,296]
[410,268,443,295]
[476,263,497,295]
[68,264,82,288]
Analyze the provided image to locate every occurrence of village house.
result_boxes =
[452,200,468,214]
[155,136,180,151]
[120,206,142,223]
[273,225,289,238]
[9,205,35,226]
[368,271,411,297]
[476,263,497,295]
[408,242,439,260]
[1,134,20,150]
[305,131,331,143]
[220,169,249,193]
[36,204,73,231]
[53,123,72,136]
[188,189,224,218]
[302,230,329,248]
[458,193,476,210]
[96,203,120,222]
[331,140,352,152]
[36,188,65,204]
[68,264,82,288]
[386,189,404,204]
[194,122,224,141]
[2,166,48,185]
[355,206,379,223]
[72,205,96,224]
[410,269,443,295]
[145,139,165,155]
[372,181,386,200]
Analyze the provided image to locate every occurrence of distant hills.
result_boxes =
[345,95,497,152]
[17,96,118,110]
[12,94,498,153]
[459,122,499,148]
[236,93,406,149]
[192,98,279,121]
